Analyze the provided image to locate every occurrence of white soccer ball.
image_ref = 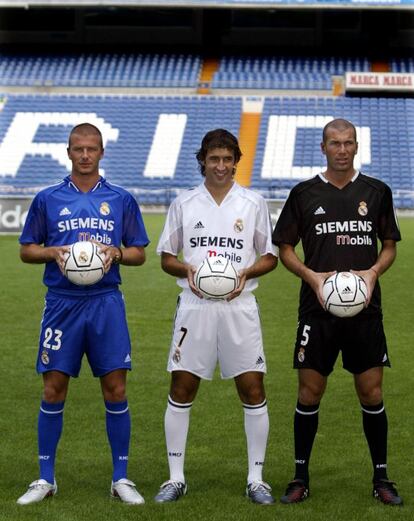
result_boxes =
[64,241,105,286]
[323,271,367,318]
[195,257,239,300]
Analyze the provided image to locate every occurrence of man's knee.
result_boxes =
[170,371,200,403]
[235,372,265,405]
[43,372,69,402]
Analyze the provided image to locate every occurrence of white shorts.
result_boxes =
[167,289,267,380]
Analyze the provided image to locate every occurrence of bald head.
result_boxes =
[322,119,357,144]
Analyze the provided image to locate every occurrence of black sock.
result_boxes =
[293,401,319,485]
[361,401,388,482]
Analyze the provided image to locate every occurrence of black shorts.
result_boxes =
[294,313,391,376]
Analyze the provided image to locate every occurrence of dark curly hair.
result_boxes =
[196,129,242,176]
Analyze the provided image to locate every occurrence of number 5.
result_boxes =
[300,324,311,346]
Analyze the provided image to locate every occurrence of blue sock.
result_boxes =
[38,400,64,484]
[105,400,130,482]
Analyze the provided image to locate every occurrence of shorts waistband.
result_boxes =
[47,286,119,299]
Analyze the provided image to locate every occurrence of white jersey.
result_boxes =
[157,181,277,292]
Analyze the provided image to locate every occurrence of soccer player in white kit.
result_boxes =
[155,129,278,504]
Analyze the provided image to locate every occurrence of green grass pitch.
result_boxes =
[1,215,412,521]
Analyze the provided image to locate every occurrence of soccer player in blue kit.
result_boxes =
[17,123,149,505]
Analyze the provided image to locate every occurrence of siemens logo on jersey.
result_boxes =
[190,236,244,249]
[315,220,373,235]
[58,217,115,233]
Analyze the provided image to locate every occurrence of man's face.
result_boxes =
[321,127,358,173]
[203,147,236,188]
[67,132,104,176]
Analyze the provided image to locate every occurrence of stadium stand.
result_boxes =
[250,96,414,208]
[0,53,202,88]
[0,51,412,207]
[390,57,414,73]
[211,56,370,90]
[0,92,412,207]
[0,94,242,204]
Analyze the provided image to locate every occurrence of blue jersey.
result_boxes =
[20,176,149,294]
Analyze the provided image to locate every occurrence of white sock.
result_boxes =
[165,395,192,483]
[243,400,269,484]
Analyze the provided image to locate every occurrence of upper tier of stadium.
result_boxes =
[0,52,413,91]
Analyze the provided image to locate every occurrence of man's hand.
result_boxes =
[94,243,120,273]
[226,269,247,302]
[54,245,71,274]
[187,264,204,298]
[307,270,337,309]
[351,268,378,305]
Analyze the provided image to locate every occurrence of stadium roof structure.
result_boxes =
[1,0,414,10]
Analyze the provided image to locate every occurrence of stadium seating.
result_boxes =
[390,57,414,73]
[212,56,370,90]
[250,96,414,207]
[0,94,242,203]
[0,53,202,88]
[0,93,412,206]
[0,53,373,91]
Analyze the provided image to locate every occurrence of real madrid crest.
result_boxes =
[41,350,50,365]
[358,201,368,216]
[100,202,110,216]
[234,218,244,233]
[298,348,305,363]
[173,346,181,363]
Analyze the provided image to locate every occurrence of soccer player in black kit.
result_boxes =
[272,118,402,506]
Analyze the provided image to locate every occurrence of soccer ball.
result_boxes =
[195,257,239,300]
[323,271,367,318]
[64,241,105,286]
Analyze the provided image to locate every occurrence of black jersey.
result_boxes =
[272,172,401,317]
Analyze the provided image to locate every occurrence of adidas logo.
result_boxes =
[314,206,326,215]
[342,286,352,294]
[256,356,264,365]
[59,207,71,216]
[194,221,204,229]
[124,354,131,363]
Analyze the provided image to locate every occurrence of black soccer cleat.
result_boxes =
[280,479,309,504]
[373,480,403,506]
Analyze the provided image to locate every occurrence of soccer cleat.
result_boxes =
[17,479,57,505]
[280,479,309,504]
[246,480,275,505]
[154,480,187,503]
[111,478,145,505]
[373,480,403,506]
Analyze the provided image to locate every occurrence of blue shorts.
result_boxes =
[37,290,133,377]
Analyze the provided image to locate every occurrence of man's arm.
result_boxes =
[99,244,145,271]
[20,243,67,264]
[227,253,277,301]
[353,239,397,303]
[118,246,146,266]
[161,252,202,297]
[279,243,334,308]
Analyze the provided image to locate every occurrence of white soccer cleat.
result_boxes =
[17,479,57,505]
[111,478,145,505]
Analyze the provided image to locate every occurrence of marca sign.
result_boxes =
[0,198,31,233]
[346,72,414,92]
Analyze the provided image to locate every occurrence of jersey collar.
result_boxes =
[200,179,240,199]
[318,170,360,183]
[64,175,105,192]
